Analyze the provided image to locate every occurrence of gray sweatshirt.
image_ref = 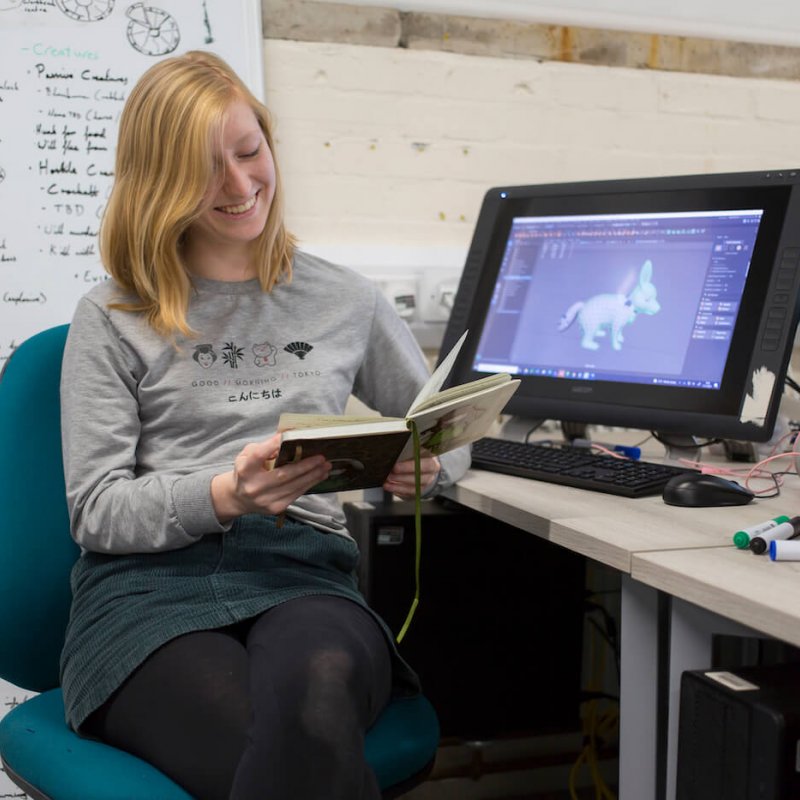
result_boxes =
[60,251,470,554]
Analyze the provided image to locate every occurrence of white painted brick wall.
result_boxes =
[263,38,800,270]
[657,72,757,118]
[756,83,800,123]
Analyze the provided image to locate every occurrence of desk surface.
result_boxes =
[442,465,800,641]
[445,467,800,568]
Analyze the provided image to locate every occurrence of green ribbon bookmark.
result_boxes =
[396,420,423,644]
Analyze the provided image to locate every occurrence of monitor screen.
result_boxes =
[441,170,800,442]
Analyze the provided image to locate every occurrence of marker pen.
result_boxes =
[769,540,800,561]
[749,516,800,555]
[733,515,790,549]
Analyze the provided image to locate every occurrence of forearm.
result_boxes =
[210,471,242,525]
[68,468,227,554]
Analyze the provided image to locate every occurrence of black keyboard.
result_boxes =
[470,437,697,498]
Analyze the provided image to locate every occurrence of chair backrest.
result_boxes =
[0,325,78,692]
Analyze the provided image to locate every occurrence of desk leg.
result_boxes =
[619,575,662,800]
[665,597,760,800]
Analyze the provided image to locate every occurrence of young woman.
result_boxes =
[59,50,470,800]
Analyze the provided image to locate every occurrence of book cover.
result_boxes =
[274,331,520,493]
[277,427,411,493]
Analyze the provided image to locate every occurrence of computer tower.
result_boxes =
[345,497,586,740]
[677,663,800,800]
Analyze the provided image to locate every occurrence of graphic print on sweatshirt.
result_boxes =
[189,337,319,406]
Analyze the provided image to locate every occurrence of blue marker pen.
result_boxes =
[750,516,800,555]
[769,540,800,561]
[733,515,790,549]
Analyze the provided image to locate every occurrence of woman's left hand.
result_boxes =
[383,456,441,499]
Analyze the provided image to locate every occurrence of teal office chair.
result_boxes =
[0,324,439,800]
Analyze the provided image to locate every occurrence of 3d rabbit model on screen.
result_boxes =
[557,259,661,351]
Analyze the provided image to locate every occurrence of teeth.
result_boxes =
[218,194,257,215]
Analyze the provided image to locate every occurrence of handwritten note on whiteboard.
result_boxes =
[0,0,263,365]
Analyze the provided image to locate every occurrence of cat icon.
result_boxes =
[558,259,660,351]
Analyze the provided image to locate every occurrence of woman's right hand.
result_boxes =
[211,433,331,524]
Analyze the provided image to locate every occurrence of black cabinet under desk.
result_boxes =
[345,497,588,741]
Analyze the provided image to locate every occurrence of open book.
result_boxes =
[274,331,520,493]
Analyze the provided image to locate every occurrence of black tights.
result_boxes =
[84,596,393,800]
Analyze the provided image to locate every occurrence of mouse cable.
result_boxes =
[523,419,547,442]
[753,470,791,499]
[677,450,798,497]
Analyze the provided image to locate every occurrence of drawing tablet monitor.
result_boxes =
[441,170,800,442]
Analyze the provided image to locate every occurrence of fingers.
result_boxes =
[242,460,330,515]
[232,436,332,515]
[237,433,282,469]
[214,436,332,523]
[266,456,329,500]
[384,456,441,498]
[388,456,440,480]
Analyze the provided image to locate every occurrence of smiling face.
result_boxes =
[184,97,276,274]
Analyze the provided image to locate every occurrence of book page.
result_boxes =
[407,330,469,414]
[401,377,520,460]
[277,412,401,431]
[410,372,511,415]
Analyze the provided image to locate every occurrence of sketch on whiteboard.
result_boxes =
[0,0,263,367]
[56,0,116,22]
[125,3,181,56]
[1,683,32,798]
[202,0,214,44]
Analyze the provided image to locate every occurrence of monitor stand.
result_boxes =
[497,416,586,444]
[497,415,550,443]
[561,420,588,442]
[655,432,702,464]
[498,417,703,463]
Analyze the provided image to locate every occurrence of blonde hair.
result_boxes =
[101,50,295,336]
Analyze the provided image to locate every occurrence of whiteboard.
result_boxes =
[0,0,263,365]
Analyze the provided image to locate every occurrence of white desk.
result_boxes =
[442,466,800,800]
[448,467,794,568]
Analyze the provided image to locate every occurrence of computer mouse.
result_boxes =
[662,471,755,507]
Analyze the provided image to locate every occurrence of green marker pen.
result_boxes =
[733,515,790,549]
[750,516,800,555]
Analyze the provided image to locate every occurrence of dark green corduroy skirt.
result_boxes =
[60,514,418,731]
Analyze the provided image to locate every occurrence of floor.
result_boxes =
[399,734,618,800]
